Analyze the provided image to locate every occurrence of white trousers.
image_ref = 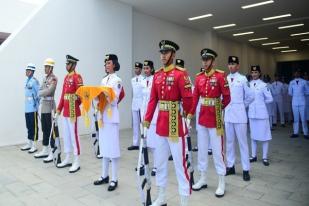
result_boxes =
[102,157,119,182]
[196,126,226,175]
[155,136,190,196]
[132,110,140,146]
[251,140,269,159]
[225,123,250,171]
[62,117,81,156]
[292,105,308,135]
[273,99,285,124]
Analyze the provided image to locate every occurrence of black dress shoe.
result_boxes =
[290,134,299,138]
[168,155,173,161]
[249,156,257,163]
[304,135,309,140]
[262,159,270,166]
[151,168,156,176]
[208,149,212,155]
[94,176,109,185]
[107,181,118,191]
[243,171,250,181]
[127,145,139,151]
[192,147,198,152]
[226,166,235,176]
[135,165,145,176]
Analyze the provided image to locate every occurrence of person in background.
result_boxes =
[289,70,309,139]
[271,74,285,127]
[248,66,273,166]
[21,63,40,154]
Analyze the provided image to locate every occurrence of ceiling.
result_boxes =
[117,0,309,53]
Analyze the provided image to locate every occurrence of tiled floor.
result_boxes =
[0,124,308,206]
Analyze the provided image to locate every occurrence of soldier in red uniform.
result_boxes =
[187,48,230,197]
[144,40,192,206]
[55,55,83,173]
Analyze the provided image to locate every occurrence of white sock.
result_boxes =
[262,141,269,159]
[102,157,109,178]
[251,139,257,157]
[111,158,119,182]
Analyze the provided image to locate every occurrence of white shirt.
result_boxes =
[248,79,273,119]
[271,81,284,101]
[224,72,255,123]
[131,74,144,111]
[101,73,122,123]
[288,78,309,106]
[141,75,158,125]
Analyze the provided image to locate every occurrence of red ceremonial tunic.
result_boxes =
[189,68,230,128]
[57,71,83,118]
[144,64,192,138]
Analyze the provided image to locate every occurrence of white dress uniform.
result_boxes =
[249,79,273,159]
[306,80,309,121]
[131,74,144,146]
[141,75,159,149]
[266,82,275,128]
[282,83,292,123]
[271,81,285,125]
[288,78,309,136]
[99,73,122,181]
[224,72,255,171]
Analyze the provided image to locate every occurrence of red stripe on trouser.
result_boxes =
[220,135,225,165]
[181,136,191,194]
[74,120,80,155]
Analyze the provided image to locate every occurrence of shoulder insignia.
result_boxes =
[215,69,225,73]
[155,67,163,73]
[196,72,203,76]
[175,66,186,71]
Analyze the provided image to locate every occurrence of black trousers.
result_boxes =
[25,112,38,141]
[41,113,59,147]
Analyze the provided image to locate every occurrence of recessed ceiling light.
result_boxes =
[213,24,236,29]
[301,39,309,41]
[262,42,280,45]
[249,37,269,42]
[290,32,309,36]
[242,0,274,9]
[263,14,291,21]
[278,24,304,29]
[281,49,297,53]
[233,31,254,36]
[272,46,289,49]
[188,13,213,21]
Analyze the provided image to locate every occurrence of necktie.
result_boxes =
[136,77,138,82]
[296,80,299,85]
[231,78,234,82]
[147,80,149,87]
[254,83,256,87]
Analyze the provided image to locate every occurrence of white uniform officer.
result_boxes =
[21,63,40,153]
[281,77,292,123]
[248,66,273,166]
[93,54,123,191]
[224,56,254,181]
[289,70,309,139]
[271,75,285,127]
[141,60,159,176]
[264,76,275,129]
[128,62,144,150]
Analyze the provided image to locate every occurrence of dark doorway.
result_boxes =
[277,60,309,83]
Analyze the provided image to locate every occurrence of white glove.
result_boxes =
[186,118,191,130]
[143,127,148,139]
[53,113,59,122]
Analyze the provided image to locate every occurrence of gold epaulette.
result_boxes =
[215,69,225,73]
[175,66,186,71]
[155,67,163,73]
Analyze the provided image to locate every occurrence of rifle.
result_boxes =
[182,116,194,189]
[51,118,62,166]
[91,101,100,158]
[136,110,152,206]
